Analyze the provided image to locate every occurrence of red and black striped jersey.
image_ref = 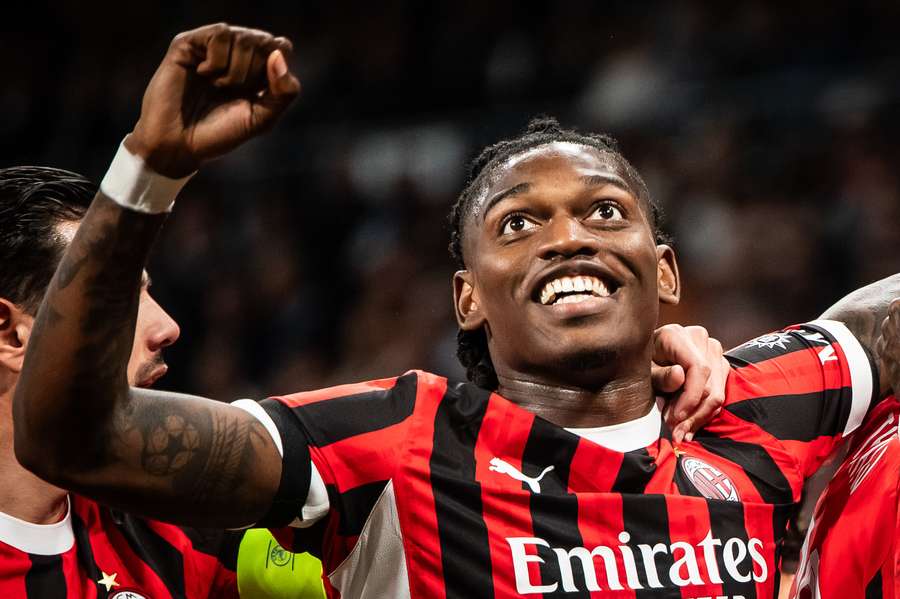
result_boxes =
[790,396,900,599]
[250,320,877,598]
[0,494,240,599]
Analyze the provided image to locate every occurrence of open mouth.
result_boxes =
[538,274,617,306]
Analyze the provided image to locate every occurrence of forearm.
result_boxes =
[13,193,279,526]
[819,273,900,397]
[14,193,165,476]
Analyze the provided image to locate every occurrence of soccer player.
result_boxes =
[0,167,239,597]
[789,301,900,598]
[12,23,899,598]
[0,36,723,599]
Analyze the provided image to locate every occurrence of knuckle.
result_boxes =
[698,364,712,378]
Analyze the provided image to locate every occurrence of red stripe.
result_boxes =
[76,503,173,599]
[272,375,402,408]
[726,341,851,405]
[742,501,776,598]
[473,395,537,596]
[0,543,37,599]
[664,495,724,599]
[391,374,447,599]
[568,436,625,493]
[313,422,409,491]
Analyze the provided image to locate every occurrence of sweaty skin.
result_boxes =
[454,143,678,428]
[12,23,898,529]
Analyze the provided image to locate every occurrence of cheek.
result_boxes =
[473,249,530,308]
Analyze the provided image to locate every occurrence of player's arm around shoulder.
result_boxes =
[820,273,900,399]
[12,24,300,528]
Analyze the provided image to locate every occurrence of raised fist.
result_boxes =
[125,23,301,178]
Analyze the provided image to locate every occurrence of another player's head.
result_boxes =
[0,167,179,388]
[450,117,678,390]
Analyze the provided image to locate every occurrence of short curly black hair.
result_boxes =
[448,116,669,390]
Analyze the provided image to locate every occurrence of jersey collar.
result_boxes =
[0,496,74,555]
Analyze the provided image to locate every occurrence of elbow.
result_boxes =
[12,392,69,485]
[13,429,64,484]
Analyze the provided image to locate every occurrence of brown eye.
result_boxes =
[501,214,537,235]
[592,203,624,221]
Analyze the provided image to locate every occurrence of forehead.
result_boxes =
[54,219,151,287]
[469,142,638,221]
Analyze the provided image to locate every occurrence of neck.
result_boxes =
[496,370,655,428]
[0,381,68,524]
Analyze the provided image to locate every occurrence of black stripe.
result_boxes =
[694,433,794,505]
[725,388,852,442]
[258,399,313,527]
[71,509,105,597]
[430,381,494,599]
[622,494,680,598]
[706,500,755,598]
[113,510,186,599]
[612,448,657,493]
[25,553,67,599]
[866,570,884,599]
[180,527,242,570]
[521,418,587,598]
[332,479,389,536]
[725,330,813,367]
[292,371,418,446]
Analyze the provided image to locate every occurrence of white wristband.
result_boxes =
[99,140,195,214]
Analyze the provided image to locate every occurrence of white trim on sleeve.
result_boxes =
[230,399,331,527]
[807,319,875,435]
[232,399,283,457]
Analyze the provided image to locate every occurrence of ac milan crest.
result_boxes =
[681,457,740,502]
[110,591,150,599]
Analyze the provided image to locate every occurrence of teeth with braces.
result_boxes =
[539,275,611,306]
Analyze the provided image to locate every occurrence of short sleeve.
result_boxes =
[238,372,420,566]
[724,319,879,476]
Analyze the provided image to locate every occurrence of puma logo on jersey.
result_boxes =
[489,457,554,493]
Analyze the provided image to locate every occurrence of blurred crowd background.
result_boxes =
[2,1,899,399]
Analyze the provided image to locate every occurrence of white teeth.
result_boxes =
[539,275,614,305]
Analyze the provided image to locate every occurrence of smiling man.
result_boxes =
[12,23,900,599]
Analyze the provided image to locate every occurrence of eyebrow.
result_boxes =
[480,182,531,222]
[480,173,634,222]
[579,173,632,192]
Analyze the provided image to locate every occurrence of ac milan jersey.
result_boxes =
[252,320,877,598]
[0,494,240,599]
[791,396,900,599]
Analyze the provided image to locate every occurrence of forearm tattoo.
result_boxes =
[25,194,272,514]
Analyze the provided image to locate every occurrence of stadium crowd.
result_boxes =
[2,0,898,401]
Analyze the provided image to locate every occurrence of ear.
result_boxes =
[453,270,486,331]
[0,299,33,373]
[656,244,680,305]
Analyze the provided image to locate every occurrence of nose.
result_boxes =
[536,216,601,261]
[145,299,181,352]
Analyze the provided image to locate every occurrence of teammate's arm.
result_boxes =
[819,274,900,398]
[878,298,900,394]
[12,24,301,528]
